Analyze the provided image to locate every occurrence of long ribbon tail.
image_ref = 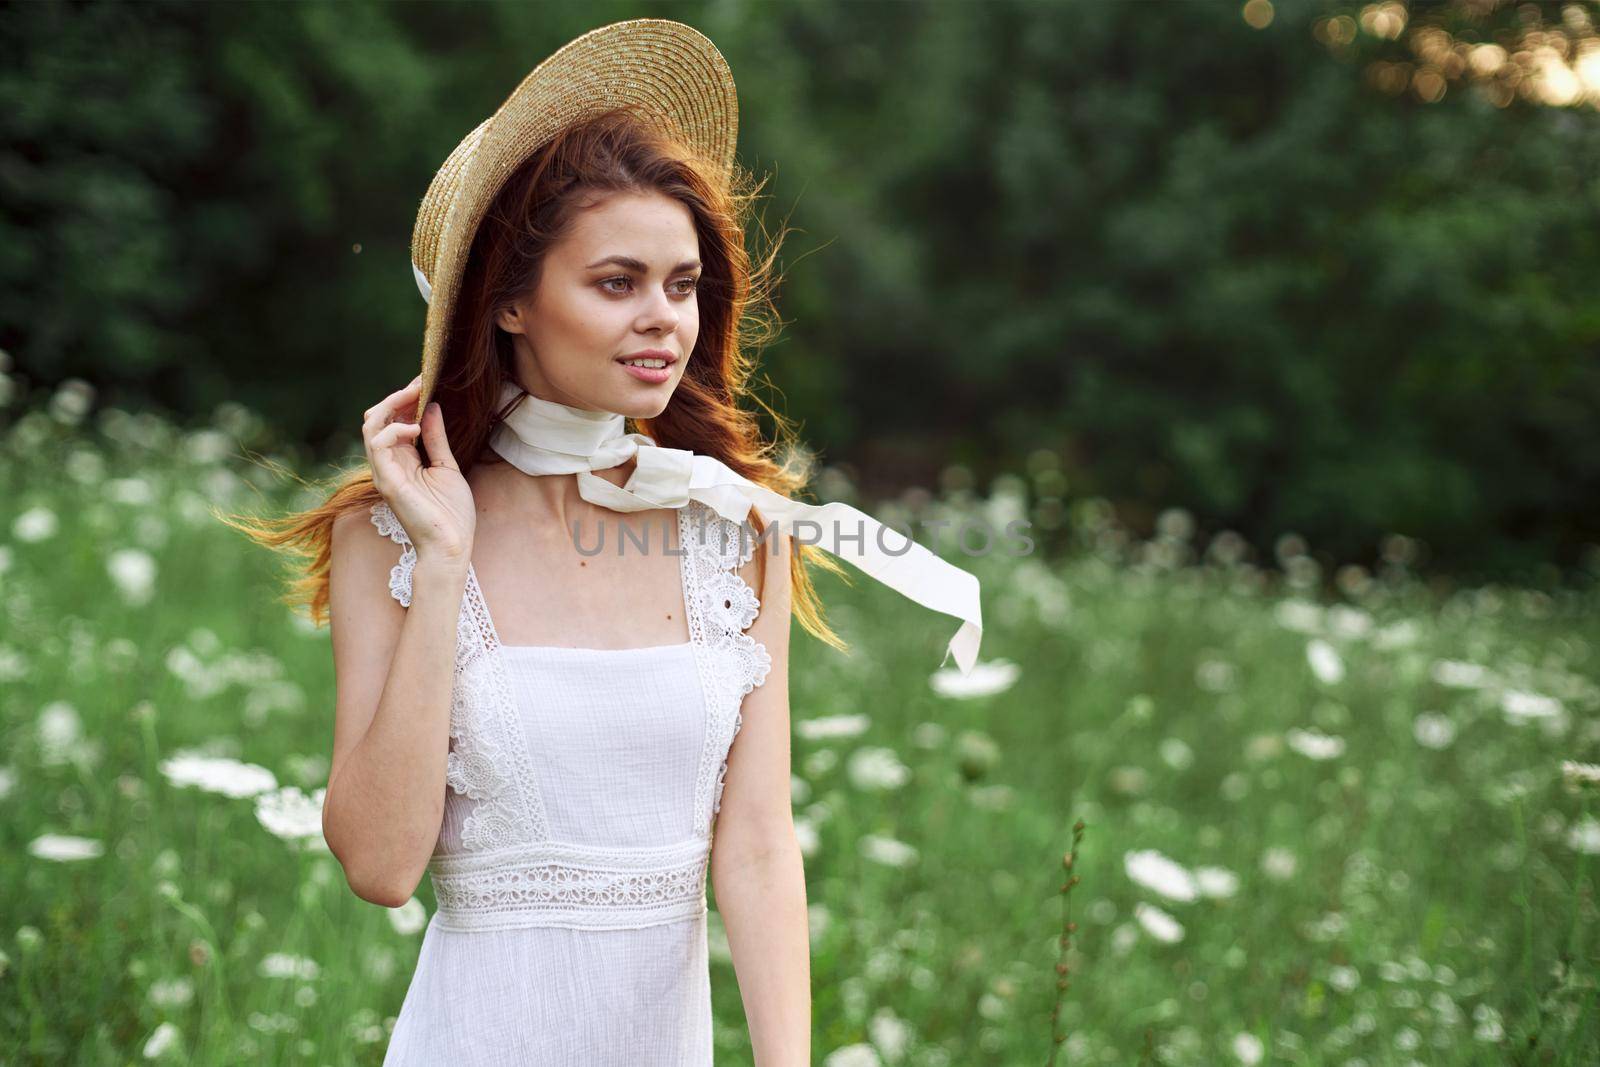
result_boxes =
[705,481,984,676]
[577,446,985,675]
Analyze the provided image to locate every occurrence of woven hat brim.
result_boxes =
[413,18,738,419]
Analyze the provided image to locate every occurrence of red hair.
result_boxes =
[217,107,848,652]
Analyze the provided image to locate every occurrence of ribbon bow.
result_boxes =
[487,381,983,674]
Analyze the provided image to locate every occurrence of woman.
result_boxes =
[232,19,980,1066]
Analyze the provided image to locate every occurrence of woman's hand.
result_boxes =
[363,375,475,565]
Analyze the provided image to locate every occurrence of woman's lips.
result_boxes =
[619,361,672,383]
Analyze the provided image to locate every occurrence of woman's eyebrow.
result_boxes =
[584,254,702,273]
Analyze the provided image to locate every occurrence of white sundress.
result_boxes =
[367,497,773,1066]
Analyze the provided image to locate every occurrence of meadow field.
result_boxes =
[3,385,1597,1065]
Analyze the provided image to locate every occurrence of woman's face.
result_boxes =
[495,189,701,419]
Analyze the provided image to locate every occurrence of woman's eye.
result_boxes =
[599,276,699,296]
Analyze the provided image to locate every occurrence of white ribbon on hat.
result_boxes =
[486,380,983,674]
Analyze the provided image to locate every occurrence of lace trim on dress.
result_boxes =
[370,501,416,607]
[428,838,710,933]
[680,502,773,836]
[368,501,551,853]
[454,566,553,850]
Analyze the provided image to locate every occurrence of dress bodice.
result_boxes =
[368,497,772,934]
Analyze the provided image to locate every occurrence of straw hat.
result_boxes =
[407,18,739,419]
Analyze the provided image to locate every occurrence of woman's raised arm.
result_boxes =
[321,378,475,907]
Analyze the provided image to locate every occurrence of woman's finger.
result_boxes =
[368,422,421,490]
[419,402,460,471]
[369,376,423,425]
[372,420,423,451]
[362,377,424,493]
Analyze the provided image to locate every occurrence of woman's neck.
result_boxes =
[469,453,640,529]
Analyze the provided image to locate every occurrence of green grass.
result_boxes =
[2,396,1597,1066]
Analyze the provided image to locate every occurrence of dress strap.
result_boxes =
[681,501,773,698]
[369,501,416,608]
[369,498,550,852]
[679,501,774,829]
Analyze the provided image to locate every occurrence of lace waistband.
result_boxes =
[427,837,711,932]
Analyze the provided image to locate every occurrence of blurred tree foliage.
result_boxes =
[2,0,1596,579]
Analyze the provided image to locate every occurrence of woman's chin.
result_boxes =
[605,385,677,421]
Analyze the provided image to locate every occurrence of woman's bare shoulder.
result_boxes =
[329,502,411,612]
[331,501,397,559]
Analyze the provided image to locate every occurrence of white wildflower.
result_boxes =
[36,701,82,766]
[1301,911,1348,942]
[13,505,58,543]
[1306,639,1345,685]
[1195,866,1240,899]
[1566,816,1600,855]
[159,751,278,798]
[977,991,1007,1020]
[823,1044,882,1067]
[1124,849,1198,902]
[142,1021,182,1059]
[65,448,105,484]
[1156,507,1194,540]
[796,714,870,741]
[1195,659,1237,693]
[255,786,327,843]
[1133,902,1185,944]
[1328,965,1361,993]
[50,378,95,422]
[846,747,911,791]
[1431,660,1494,689]
[868,1008,913,1062]
[929,658,1019,699]
[1286,727,1346,761]
[28,833,104,862]
[1232,1032,1264,1065]
[794,817,819,857]
[807,903,832,944]
[1502,690,1562,724]
[859,834,918,868]
[803,748,838,777]
[1412,713,1457,750]
[147,976,194,1009]
[1372,619,1421,650]
[185,429,233,465]
[258,953,319,981]
[387,897,427,936]
[1325,606,1373,639]
[1261,847,1297,881]
[968,784,1015,811]
[107,548,158,605]
[107,476,156,506]
[1561,760,1600,787]
[1158,737,1194,770]
[1273,600,1323,635]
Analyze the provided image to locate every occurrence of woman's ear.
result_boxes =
[495,304,525,336]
